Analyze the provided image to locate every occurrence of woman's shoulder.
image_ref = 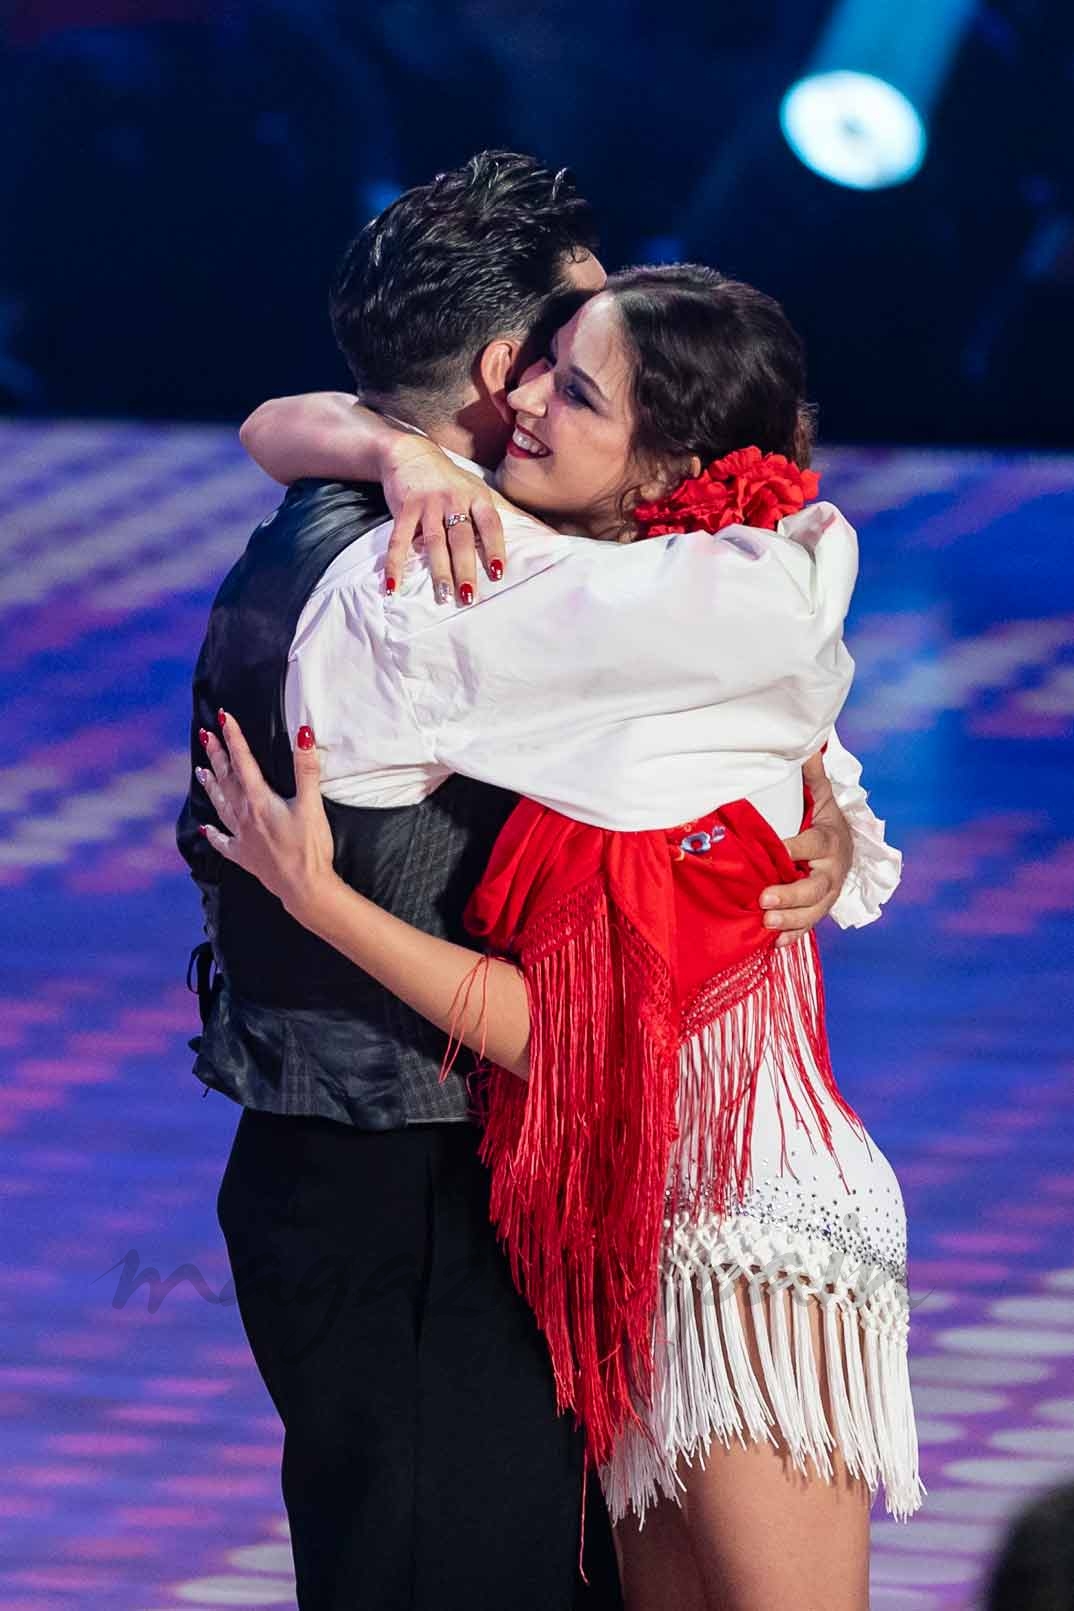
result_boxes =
[665,498,858,620]
[775,500,857,555]
[787,501,858,589]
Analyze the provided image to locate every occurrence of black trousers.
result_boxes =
[217,1109,623,1611]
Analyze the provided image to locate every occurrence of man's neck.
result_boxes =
[375,399,502,472]
[425,417,486,466]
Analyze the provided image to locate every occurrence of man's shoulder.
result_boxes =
[208,479,390,616]
[246,477,390,571]
[270,476,389,531]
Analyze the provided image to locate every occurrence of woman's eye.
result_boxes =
[559,377,588,407]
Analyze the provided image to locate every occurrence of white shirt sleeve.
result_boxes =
[284,525,454,808]
[387,501,861,830]
[823,727,903,928]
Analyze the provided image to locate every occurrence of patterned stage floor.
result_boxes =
[0,421,1072,1610]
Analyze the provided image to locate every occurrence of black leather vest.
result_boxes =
[176,479,516,1129]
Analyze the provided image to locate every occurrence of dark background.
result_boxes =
[3,0,1073,447]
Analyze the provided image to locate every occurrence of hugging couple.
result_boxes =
[177,150,921,1611]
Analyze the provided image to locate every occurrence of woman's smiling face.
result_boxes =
[497,292,648,540]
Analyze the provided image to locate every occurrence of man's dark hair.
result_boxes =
[329,150,598,420]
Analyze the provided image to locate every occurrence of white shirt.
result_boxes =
[283,465,901,928]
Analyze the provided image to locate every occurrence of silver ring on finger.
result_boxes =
[444,512,472,529]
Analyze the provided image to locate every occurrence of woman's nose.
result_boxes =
[507,359,551,416]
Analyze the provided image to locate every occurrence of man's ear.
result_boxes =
[478,339,521,426]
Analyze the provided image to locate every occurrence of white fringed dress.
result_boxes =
[603,941,924,1527]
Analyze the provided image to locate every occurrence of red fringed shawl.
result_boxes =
[461,793,863,1470]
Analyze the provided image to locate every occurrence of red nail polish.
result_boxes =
[489,560,504,582]
[297,725,315,751]
[384,575,396,595]
[199,727,210,749]
[459,583,474,606]
[198,824,208,837]
[217,709,227,727]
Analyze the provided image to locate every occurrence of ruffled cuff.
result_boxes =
[823,729,902,930]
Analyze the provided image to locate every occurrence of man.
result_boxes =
[177,151,895,1611]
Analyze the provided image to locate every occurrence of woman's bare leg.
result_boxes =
[612,1277,872,1611]
[614,1493,707,1611]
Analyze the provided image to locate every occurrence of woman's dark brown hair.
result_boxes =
[606,264,816,489]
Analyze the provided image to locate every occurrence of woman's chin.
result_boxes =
[496,455,551,508]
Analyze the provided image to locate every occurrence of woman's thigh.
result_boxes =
[614,1496,706,1611]
[615,1277,872,1611]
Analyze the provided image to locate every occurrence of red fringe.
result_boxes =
[475,881,862,1472]
[671,931,861,1221]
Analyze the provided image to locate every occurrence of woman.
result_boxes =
[198,266,922,1610]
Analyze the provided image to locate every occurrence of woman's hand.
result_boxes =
[196,713,336,929]
[382,433,506,604]
[239,392,507,605]
[196,709,532,1077]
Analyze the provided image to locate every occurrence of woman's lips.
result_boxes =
[506,424,551,459]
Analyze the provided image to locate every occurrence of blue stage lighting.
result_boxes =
[361,179,403,218]
[782,0,975,190]
[780,71,926,191]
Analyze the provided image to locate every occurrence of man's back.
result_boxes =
[176,478,516,1126]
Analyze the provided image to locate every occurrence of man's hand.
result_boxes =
[760,751,853,947]
[383,436,506,605]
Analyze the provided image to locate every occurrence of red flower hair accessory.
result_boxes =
[633,445,820,539]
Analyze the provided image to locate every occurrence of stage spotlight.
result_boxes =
[781,0,975,190]
[780,71,925,191]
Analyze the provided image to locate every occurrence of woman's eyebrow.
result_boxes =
[550,330,606,402]
[567,362,606,402]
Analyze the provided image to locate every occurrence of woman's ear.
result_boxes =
[478,339,521,426]
[636,452,703,502]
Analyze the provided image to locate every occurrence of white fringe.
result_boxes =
[602,1219,926,1528]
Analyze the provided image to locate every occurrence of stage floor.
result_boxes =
[1,422,1072,1610]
